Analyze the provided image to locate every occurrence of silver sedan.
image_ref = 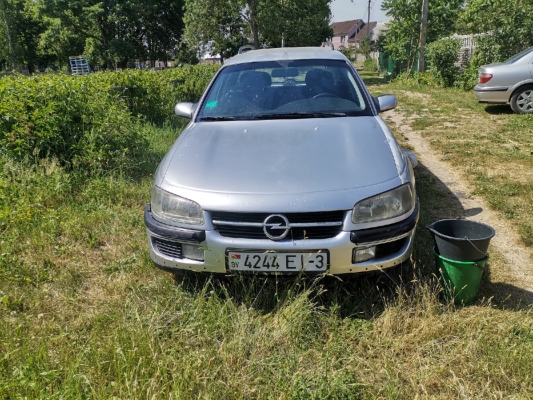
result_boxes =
[474,47,533,113]
[144,47,419,276]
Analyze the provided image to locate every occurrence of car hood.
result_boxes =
[158,117,407,212]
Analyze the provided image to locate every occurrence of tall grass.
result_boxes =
[0,70,532,398]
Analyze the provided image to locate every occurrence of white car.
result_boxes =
[474,46,533,113]
[144,47,419,275]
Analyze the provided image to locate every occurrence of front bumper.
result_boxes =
[144,200,419,275]
[474,85,510,103]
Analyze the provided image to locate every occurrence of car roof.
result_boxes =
[223,47,348,66]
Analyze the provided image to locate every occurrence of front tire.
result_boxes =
[510,85,533,114]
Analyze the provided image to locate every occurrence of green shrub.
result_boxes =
[92,65,219,124]
[363,57,378,72]
[393,71,441,87]
[426,38,461,87]
[338,47,354,61]
[0,65,219,174]
[0,74,146,174]
[454,37,505,90]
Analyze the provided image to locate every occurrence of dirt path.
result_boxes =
[385,108,533,293]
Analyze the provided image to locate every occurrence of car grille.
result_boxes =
[375,238,407,258]
[153,238,183,259]
[211,211,345,240]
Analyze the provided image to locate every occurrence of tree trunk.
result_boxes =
[247,0,260,48]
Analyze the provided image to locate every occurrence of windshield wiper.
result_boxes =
[252,112,347,120]
[198,116,241,121]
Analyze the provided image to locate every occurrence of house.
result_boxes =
[329,19,364,50]
[348,21,377,61]
[202,52,222,65]
[349,21,378,47]
[348,19,391,62]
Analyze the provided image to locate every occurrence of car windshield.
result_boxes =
[505,47,533,64]
[197,59,373,121]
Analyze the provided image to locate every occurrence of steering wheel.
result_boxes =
[313,92,340,99]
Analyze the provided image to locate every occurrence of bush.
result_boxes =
[0,65,219,174]
[338,47,353,61]
[92,65,219,124]
[454,36,506,90]
[393,71,441,87]
[426,38,461,87]
[363,58,378,72]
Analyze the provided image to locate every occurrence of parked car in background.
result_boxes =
[474,46,533,113]
[144,47,419,276]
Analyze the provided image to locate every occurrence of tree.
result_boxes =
[381,0,464,73]
[259,0,332,48]
[117,0,185,66]
[184,0,332,61]
[0,0,45,72]
[184,0,254,61]
[39,0,185,69]
[357,35,371,58]
[461,0,533,62]
[36,16,85,69]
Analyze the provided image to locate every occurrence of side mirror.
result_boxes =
[404,150,419,168]
[375,95,397,113]
[174,102,197,118]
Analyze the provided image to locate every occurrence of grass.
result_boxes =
[364,72,533,249]
[1,75,533,399]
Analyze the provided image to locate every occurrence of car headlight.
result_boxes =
[352,184,414,224]
[151,186,204,225]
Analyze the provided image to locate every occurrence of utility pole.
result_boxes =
[418,0,429,72]
[367,0,371,37]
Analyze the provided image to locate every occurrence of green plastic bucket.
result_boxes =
[433,248,488,305]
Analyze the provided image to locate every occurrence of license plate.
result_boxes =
[227,251,328,272]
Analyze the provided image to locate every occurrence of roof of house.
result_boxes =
[330,19,363,36]
[349,21,378,43]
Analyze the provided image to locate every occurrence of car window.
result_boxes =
[504,47,533,64]
[197,59,373,120]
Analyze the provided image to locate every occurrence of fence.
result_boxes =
[451,34,480,51]
[69,56,91,75]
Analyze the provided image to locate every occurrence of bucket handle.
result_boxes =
[465,236,488,259]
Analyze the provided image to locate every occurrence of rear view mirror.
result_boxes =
[174,102,197,118]
[271,68,299,78]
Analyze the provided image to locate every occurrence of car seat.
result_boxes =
[236,71,271,106]
[304,69,335,98]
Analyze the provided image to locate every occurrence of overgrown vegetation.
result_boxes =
[1,69,532,398]
[0,65,218,174]
[425,38,460,87]
[380,0,463,73]
[363,57,378,72]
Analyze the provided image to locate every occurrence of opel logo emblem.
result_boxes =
[263,214,290,240]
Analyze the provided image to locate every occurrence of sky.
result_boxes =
[330,0,388,23]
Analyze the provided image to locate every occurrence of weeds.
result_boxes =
[0,66,217,175]
[0,70,532,399]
